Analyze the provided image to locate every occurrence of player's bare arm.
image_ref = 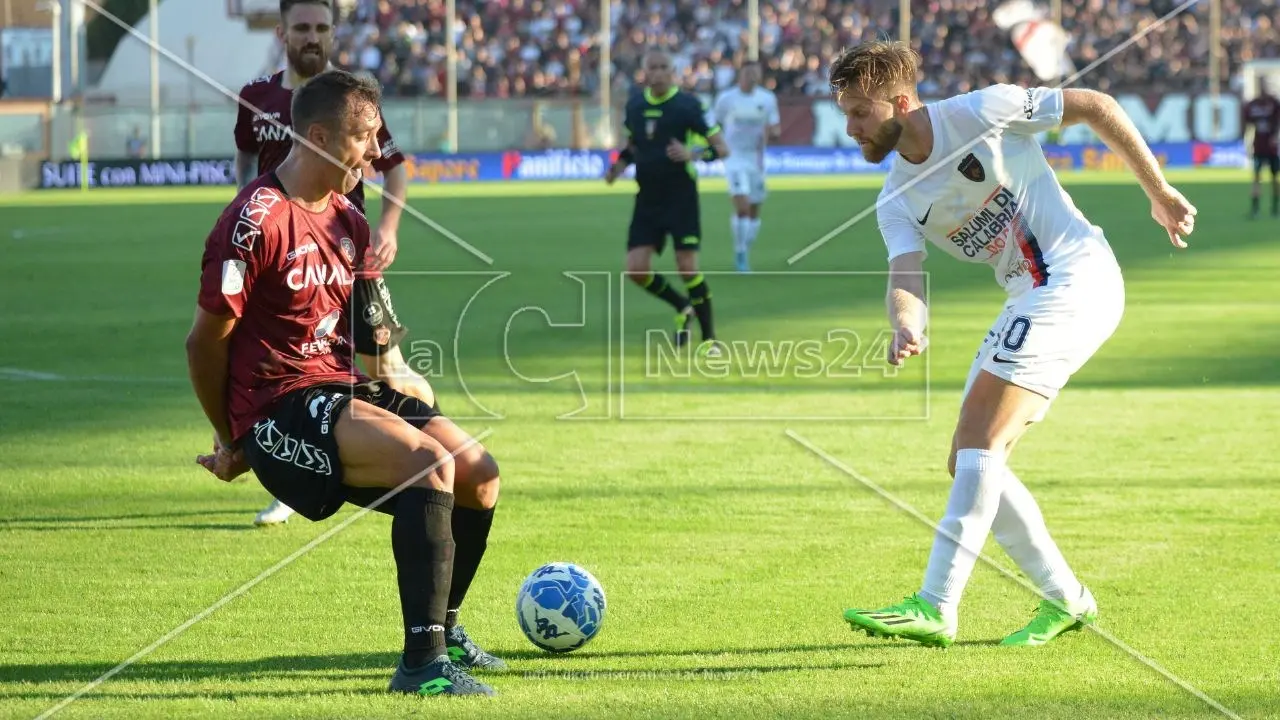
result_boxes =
[885,251,927,366]
[235,150,259,189]
[185,307,249,481]
[368,162,407,271]
[1061,88,1197,247]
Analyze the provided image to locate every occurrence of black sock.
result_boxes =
[685,273,714,341]
[447,506,496,622]
[1252,195,1260,214]
[640,273,689,311]
[392,487,455,668]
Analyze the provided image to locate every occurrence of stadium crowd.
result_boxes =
[332,0,1280,99]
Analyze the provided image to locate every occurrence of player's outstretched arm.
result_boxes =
[886,251,927,366]
[1061,88,1197,247]
[185,307,248,481]
[368,163,408,271]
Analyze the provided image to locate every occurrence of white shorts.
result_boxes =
[725,166,766,204]
[961,267,1125,421]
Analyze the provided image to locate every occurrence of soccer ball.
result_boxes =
[515,562,607,653]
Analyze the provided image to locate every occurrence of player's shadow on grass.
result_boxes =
[0,510,261,526]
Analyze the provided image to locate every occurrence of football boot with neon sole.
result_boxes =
[387,655,496,697]
[1000,587,1098,647]
[446,625,508,671]
[843,592,957,648]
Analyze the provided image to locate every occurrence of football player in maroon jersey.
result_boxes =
[189,69,503,696]
[234,0,435,527]
[1243,78,1280,218]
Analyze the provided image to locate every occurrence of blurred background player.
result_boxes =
[711,62,781,273]
[1243,78,1280,219]
[604,50,730,351]
[233,0,437,526]
[190,69,502,695]
[831,41,1196,648]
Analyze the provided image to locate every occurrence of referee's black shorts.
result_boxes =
[627,188,702,255]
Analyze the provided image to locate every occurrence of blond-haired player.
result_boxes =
[833,41,1197,647]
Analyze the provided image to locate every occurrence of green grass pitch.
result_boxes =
[0,169,1277,719]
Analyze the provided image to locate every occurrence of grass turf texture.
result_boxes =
[1,169,1277,719]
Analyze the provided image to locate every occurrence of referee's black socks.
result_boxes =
[447,505,496,625]
[392,487,455,668]
[639,273,689,311]
[685,273,715,341]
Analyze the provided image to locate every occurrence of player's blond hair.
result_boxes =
[828,40,921,101]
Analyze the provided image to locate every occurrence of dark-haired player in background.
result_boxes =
[1243,78,1280,219]
[605,49,730,353]
[193,69,505,691]
[234,0,435,526]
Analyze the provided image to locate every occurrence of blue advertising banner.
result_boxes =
[34,141,1249,189]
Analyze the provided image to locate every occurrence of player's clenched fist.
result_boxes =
[1147,184,1197,249]
[197,436,250,483]
[889,326,927,366]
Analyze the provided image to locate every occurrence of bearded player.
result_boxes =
[234,0,434,527]
[832,41,1197,648]
[1242,77,1280,218]
[711,61,780,272]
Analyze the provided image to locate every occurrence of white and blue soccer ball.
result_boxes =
[515,562,607,653]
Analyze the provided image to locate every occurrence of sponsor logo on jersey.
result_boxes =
[286,242,319,262]
[947,185,1018,258]
[286,264,355,291]
[301,309,344,357]
[1022,88,1035,120]
[363,301,384,325]
[307,391,344,435]
[221,259,246,295]
[253,112,290,144]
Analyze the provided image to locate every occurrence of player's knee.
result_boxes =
[407,435,455,493]
[625,257,652,284]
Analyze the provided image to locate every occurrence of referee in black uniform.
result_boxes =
[606,50,731,351]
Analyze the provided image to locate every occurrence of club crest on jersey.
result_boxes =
[340,237,356,262]
[958,153,986,183]
[645,119,656,138]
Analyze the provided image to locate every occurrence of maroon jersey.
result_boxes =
[234,71,405,211]
[1243,95,1280,156]
[197,173,376,441]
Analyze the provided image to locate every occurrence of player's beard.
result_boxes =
[288,42,328,78]
[860,117,904,164]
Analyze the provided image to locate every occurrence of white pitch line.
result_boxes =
[784,429,1243,720]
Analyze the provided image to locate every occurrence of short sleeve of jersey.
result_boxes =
[233,86,259,154]
[197,199,274,318]
[371,110,406,173]
[969,84,1063,135]
[877,194,928,262]
[688,96,717,137]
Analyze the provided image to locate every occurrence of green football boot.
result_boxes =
[843,593,956,648]
[1000,587,1098,647]
[673,306,694,348]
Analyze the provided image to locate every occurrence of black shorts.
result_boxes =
[240,380,441,522]
[351,276,408,357]
[1254,153,1279,175]
[627,192,702,254]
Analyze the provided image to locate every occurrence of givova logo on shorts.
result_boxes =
[253,418,333,476]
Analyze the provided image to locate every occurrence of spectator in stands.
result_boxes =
[330,0,1280,100]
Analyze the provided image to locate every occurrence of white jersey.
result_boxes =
[877,84,1118,297]
[713,86,780,171]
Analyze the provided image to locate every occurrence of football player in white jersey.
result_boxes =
[833,41,1197,648]
[712,62,781,272]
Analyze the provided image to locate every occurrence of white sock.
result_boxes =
[731,215,747,252]
[745,218,761,247]
[992,469,1084,603]
[919,448,1007,624]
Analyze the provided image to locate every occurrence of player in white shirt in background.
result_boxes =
[832,41,1197,648]
[712,62,781,272]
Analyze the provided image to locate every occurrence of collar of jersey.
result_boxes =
[644,86,679,105]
